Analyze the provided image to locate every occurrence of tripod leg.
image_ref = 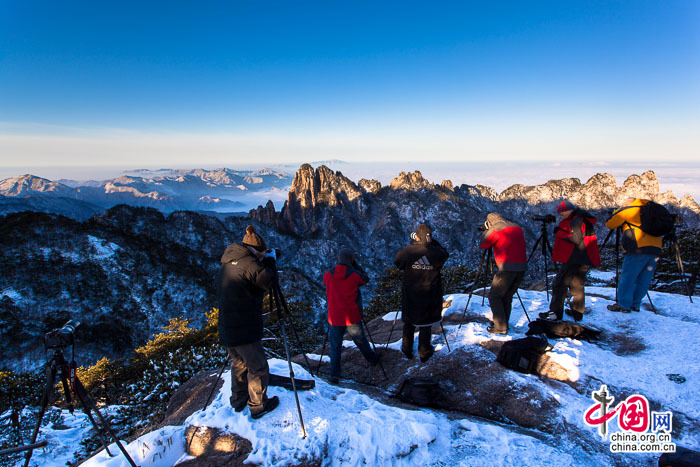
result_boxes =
[515,290,531,323]
[674,242,694,303]
[72,376,138,467]
[186,358,229,452]
[316,325,329,375]
[272,288,308,438]
[458,248,488,329]
[23,364,58,467]
[543,236,551,301]
[646,292,658,314]
[274,284,316,377]
[439,322,451,352]
[384,309,400,351]
[360,315,387,378]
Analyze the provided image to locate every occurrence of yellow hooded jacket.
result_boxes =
[605,199,662,255]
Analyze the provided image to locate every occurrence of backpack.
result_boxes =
[397,377,443,407]
[636,201,675,237]
[658,446,700,467]
[496,335,551,374]
[526,318,602,340]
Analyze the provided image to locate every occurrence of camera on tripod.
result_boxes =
[532,214,556,223]
[44,320,80,349]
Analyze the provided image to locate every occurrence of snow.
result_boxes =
[87,235,120,259]
[27,286,700,466]
[0,287,22,301]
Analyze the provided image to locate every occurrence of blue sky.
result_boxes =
[1,1,699,168]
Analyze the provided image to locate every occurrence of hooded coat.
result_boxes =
[217,243,277,347]
[480,213,527,272]
[395,240,449,326]
[551,209,601,266]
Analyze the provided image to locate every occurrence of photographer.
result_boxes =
[479,213,527,335]
[540,201,600,321]
[217,225,279,419]
[395,224,449,362]
[605,198,663,312]
[323,247,378,383]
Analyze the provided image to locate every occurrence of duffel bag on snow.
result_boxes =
[397,377,443,407]
[526,318,601,340]
[496,335,550,374]
[658,446,700,467]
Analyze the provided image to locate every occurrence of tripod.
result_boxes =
[23,346,137,467]
[457,247,531,337]
[528,220,554,300]
[666,229,694,303]
[269,283,308,438]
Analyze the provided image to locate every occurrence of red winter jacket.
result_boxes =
[551,210,601,267]
[480,213,527,272]
[323,263,368,326]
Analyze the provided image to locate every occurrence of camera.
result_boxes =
[44,320,80,349]
[532,214,556,223]
[477,224,487,231]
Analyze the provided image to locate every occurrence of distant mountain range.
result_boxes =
[0,168,292,219]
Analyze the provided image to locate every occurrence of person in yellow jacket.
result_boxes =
[605,198,663,312]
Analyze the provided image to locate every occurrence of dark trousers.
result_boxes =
[328,323,376,378]
[549,263,589,319]
[402,323,433,358]
[488,270,525,332]
[225,341,269,412]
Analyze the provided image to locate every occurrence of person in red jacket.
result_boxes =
[479,212,527,334]
[323,247,378,382]
[540,200,601,321]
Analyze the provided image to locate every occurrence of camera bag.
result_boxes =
[658,446,700,467]
[397,377,443,407]
[496,335,550,374]
[526,318,601,340]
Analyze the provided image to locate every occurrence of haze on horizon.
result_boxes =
[1,1,699,169]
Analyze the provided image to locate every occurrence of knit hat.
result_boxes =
[416,223,432,242]
[557,200,575,214]
[242,225,267,251]
[337,247,355,265]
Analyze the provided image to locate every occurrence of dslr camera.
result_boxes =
[532,214,556,223]
[44,320,80,349]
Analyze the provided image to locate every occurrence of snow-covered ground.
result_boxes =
[16,286,700,466]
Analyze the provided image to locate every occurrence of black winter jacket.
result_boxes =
[395,240,449,326]
[217,243,277,347]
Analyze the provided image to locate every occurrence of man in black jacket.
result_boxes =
[395,224,449,362]
[218,225,279,419]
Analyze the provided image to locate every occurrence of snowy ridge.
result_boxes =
[20,286,700,466]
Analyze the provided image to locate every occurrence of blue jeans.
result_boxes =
[617,254,659,309]
[328,323,377,378]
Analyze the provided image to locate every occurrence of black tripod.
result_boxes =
[666,229,694,303]
[528,219,555,300]
[269,282,308,438]
[23,346,137,467]
[457,247,531,334]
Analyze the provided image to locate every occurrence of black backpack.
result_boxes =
[496,335,551,374]
[634,201,675,237]
[526,318,601,340]
[659,446,700,467]
[397,377,443,407]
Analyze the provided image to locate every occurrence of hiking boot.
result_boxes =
[631,306,640,312]
[539,311,559,321]
[329,376,340,384]
[230,396,248,413]
[565,308,583,322]
[486,324,508,335]
[250,396,279,420]
[607,304,630,313]
[401,347,413,359]
[418,346,435,363]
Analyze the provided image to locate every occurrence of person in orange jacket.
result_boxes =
[605,198,663,312]
[540,200,600,321]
